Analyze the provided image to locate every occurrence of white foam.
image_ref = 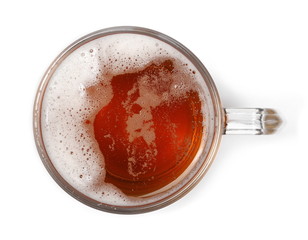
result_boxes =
[41,33,214,206]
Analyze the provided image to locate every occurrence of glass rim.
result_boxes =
[33,26,224,214]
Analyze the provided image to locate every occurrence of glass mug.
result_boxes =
[33,26,281,214]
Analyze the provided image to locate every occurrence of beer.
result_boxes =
[41,33,208,204]
[91,59,203,196]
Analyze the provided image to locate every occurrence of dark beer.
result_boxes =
[89,59,203,196]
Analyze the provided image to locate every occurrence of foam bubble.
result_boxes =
[41,33,213,206]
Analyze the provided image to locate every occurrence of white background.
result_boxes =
[1,0,307,239]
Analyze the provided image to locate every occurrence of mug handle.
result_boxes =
[223,108,281,135]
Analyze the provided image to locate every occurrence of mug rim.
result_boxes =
[33,26,224,214]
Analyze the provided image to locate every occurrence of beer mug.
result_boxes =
[33,26,281,213]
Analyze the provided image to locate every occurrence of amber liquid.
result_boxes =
[89,59,203,196]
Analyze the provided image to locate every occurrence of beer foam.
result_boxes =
[41,33,213,206]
